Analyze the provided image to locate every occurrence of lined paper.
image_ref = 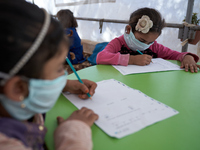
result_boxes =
[63,79,179,138]
[113,58,183,75]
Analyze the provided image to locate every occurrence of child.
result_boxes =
[96,7,200,73]
[0,1,98,150]
[57,9,86,64]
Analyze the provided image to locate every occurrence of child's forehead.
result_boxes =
[135,31,159,43]
[137,32,159,38]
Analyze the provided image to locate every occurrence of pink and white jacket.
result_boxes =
[96,35,199,66]
[0,114,92,150]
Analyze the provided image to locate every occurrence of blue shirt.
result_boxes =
[65,27,86,64]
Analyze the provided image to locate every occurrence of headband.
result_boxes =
[0,9,51,85]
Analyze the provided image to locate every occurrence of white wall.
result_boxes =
[33,0,200,54]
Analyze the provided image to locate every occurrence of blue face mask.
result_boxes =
[124,30,154,51]
[0,71,67,120]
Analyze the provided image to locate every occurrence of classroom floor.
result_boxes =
[65,53,92,74]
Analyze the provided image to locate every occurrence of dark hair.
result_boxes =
[0,0,68,79]
[129,7,166,35]
[57,9,78,28]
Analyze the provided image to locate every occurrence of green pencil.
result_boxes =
[66,57,92,99]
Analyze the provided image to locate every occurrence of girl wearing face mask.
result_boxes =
[0,0,98,150]
[96,7,200,73]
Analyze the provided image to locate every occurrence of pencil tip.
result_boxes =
[90,97,92,100]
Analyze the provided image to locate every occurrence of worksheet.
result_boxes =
[63,79,179,138]
[113,58,183,75]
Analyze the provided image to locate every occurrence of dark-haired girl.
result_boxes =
[0,1,98,149]
[96,7,200,73]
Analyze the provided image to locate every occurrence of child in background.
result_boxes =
[96,7,200,73]
[57,9,86,64]
[0,1,98,150]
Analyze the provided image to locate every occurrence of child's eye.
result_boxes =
[139,40,145,43]
[148,42,154,45]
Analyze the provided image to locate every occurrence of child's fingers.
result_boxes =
[145,55,152,65]
[76,83,90,95]
[147,60,151,65]
[78,94,88,99]
[68,107,99,126]
[143,59,150,65]
[196,64,200,70]
[189,64,194,73]
[184,64,189,71]
[78,107,88,113]
[83,109,95,117]
[147,55,152,60]
[180,61,185,68]
[89,83,97,96]
[89,113,99,121]
[194,65,198,73]
[57,116,65,125]
[86,112,99,126]
[83,80,97,96]
[191,64,200,73]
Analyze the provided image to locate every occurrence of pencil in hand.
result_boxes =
[66,57,92,99]
[136,49,153,63]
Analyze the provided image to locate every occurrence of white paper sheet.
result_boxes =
[113,58,183,75]
[63,79,179,138]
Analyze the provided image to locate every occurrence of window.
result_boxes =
[55,0,116,6]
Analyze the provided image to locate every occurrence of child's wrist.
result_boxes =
[128,55,137,65]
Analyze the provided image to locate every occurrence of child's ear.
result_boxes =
[125,25,132,34]
[3,76,29,102]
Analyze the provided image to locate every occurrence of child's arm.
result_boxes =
[96,36,130,66]
[151,41,199,62]
[0,133,31,150]
[54,107,98,150]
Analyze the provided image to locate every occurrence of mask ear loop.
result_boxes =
[0,72,11,85]
[0,9,51,86]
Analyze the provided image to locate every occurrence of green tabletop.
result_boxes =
[45,60,200,150]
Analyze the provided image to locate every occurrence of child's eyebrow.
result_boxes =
[139,38,146,42]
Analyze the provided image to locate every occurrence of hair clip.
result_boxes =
[135,15,153,34]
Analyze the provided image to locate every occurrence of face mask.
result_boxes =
[124,30,154,51]
[0,71,67,120]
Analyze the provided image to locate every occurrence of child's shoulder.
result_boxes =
[109,35,127,47]
[110,35,125,43]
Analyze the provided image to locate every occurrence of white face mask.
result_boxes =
[0,71,67,120]
[124,30,154,51]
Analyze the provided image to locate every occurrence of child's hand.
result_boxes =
[57,107,99,127]
[63,79,97,99]
[70,52,76,60]
[181,55,200,73]
[129,54,152,66]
